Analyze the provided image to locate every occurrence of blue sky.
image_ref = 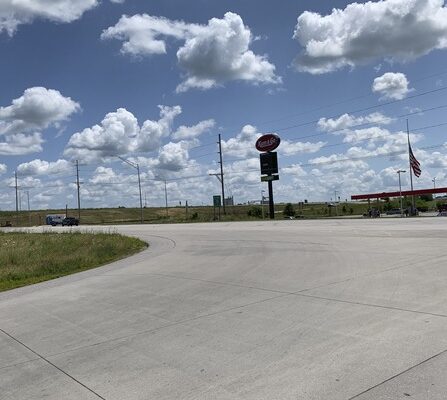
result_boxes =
[1,0,447,210]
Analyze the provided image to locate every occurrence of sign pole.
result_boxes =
[255,133,281,221]
[268,179,274,219]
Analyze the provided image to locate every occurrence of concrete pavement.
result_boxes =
[1,219,447,399]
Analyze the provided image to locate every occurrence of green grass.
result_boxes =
[0,231,147,292]
[0,203,368,226]
[1,198,445,227]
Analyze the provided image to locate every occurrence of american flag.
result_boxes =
[409,144,421,177]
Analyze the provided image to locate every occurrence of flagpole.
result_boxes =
[406,119,416,214]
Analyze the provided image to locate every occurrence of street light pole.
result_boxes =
[26,190,31,226]
[432,177,436,201]
[75,160,81,221]
[15,171,19,226]
[117,156,143,224]
[397,170,406,217]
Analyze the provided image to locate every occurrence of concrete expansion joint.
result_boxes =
[292,292,447,319]
[347,348,447,399]
[0,292,293,366]
[0,328,107,400]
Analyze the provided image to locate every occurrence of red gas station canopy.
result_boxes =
[351,187,447,200]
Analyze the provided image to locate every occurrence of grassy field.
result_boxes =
[0,202,370,227]
[0,231,147,291]
[0,197,445,227]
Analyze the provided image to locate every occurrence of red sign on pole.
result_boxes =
[255,134,281,152]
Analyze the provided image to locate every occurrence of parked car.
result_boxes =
[364,208,380,218]
[46,214,65,226]
[62,217,79,226]
[386,208,402,215]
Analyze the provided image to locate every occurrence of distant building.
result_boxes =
[224,196,234,206]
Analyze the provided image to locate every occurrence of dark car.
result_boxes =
[386,208,402,215]
[62,217,79,226]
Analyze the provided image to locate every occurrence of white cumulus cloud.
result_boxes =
[64,105,212,163]
[221,125,261,159]
[279,140,326,156]
[157,141,191,171]
[102,12,280,91]
[318,112,392,132]
[309,153,369,173]
[172,119,215,140]
[17,159,72,176]
[222,125,325,159]
[0,132,44,155]
[0,163,6,175]
[372,72,412,100]
[281,164,307,177]
[294,0,447,74]
[0,87,80,137]
[0,0,98,36]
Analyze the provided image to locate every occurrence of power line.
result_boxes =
[188,142,216,151]
[192,151,217,160]
[223,143,446,176]
[270,86,447,135]
[284,102,447,143]
[221,118,447,165]
[221,68,447,134]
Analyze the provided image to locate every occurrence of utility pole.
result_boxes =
[218,134,226,215]
[117,156,143,224]
[164,180,168,217]
[15,171,19,226]
[76,160,81,221]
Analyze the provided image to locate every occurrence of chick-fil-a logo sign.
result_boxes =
[255,134,281,152]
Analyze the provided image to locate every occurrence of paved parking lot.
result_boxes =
[1,218,447,399]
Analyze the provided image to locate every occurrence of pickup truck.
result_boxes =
[62,217,79,226]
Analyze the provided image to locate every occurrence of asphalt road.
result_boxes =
[1,219,447,399]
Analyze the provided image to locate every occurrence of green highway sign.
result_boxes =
[261,175,279,182]
[213,195,221,207]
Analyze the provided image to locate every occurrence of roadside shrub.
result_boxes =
[283,203,295,217]
[420,194,433,202]
[383,202,393,211]
[247,206,262,218]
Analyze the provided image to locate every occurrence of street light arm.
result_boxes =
[209,173,222,183]
[116,155,143,224]
[117,155,138,169]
